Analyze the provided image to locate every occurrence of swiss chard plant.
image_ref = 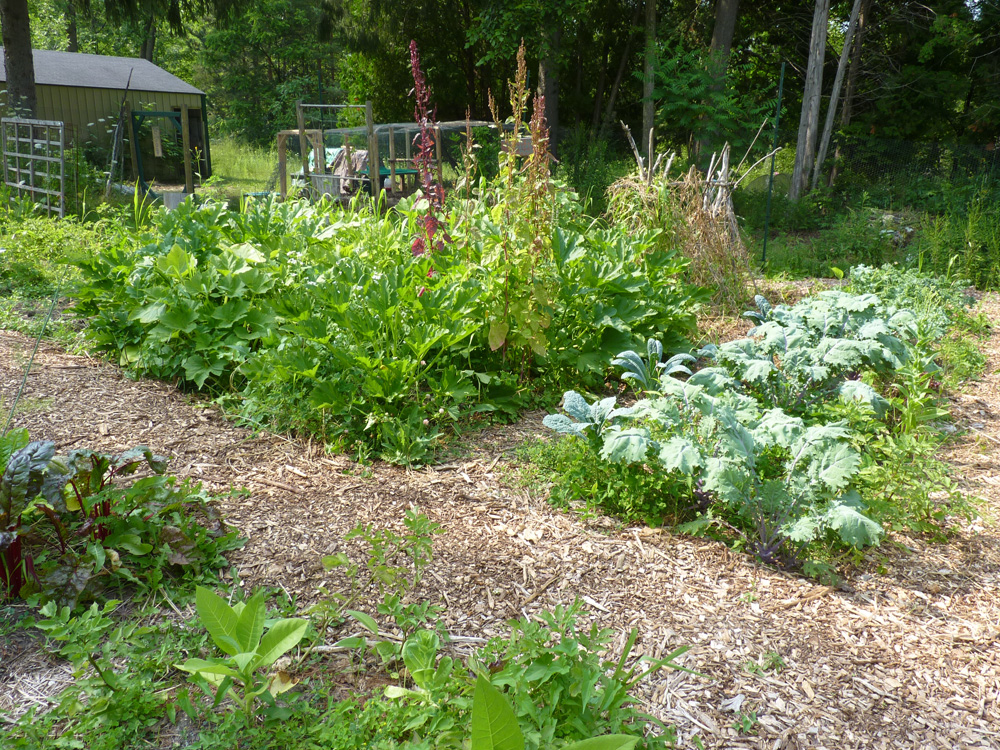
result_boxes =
[0,432,239,606]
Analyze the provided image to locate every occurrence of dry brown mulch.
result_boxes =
[1,300,999,749]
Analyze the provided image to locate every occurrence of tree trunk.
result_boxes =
[599,3,642,138]
[591,44,610,132]
[538,25,560,154]
[641,0,656,158]
[710,0,740,58]
[811,0,862,190]
[789,0,830,201]
[697,0,740,164]
[460,0,478,117]
[140,16,156,62]
[829,0,870,186]
[67,0,78,52]
[0,0,36,116]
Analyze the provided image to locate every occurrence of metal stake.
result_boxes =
[762,62,785,265]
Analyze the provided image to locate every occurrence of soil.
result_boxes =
[1,298,998,749]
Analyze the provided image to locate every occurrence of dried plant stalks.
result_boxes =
[608,134,755,312]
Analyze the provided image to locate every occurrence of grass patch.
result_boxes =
[206,136,287,200]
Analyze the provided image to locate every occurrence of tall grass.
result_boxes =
[209,136,281,193]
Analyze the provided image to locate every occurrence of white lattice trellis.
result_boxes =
[2,118,66,217]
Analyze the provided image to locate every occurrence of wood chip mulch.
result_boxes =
[1,296,999,749]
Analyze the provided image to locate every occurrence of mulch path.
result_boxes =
[1,297,999,749]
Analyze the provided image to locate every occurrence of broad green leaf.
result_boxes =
[738,358,775,384]
[686,367,734,395]
[838,380,889,418]
[227,243,266,263]
[703,457,749,506]
[183,354,226,388]
[826,498,883,547]
[401,629,440,691]
[175,657,240,682]
[599,427,654,463]
[120,345,140,366]
[114,534,153,556]
[231,652,257,672]
[159,305,199,335]
[590,396,619,426]
[488,320,508,351]
[809,442,861,491]
[562,736,640,750]
[784,514,821,543]
[131,302,167,324]
[753,409,803,449]
[0,428,29,475]
[562,391,592,423]
[195,587,240,657]
[333,636,367,649]
[471,674,524,750]
[718,419,756,463]
[542,413,589,438]
[757,479,791,515]
[235,590,266,653]
[255,618,308,668]
[657,436,701,474]
[158,244,193,277]
[346,609,379,634]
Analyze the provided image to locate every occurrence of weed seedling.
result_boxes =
[743,651,786,675]
[732,710,759,735]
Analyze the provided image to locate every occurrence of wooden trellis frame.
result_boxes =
[1,118,65,217]
[277,101,380,200]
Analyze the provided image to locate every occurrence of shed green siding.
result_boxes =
[36,85,201,145]
[34,85,202,146]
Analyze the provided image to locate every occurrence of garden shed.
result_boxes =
[0,48,210,175]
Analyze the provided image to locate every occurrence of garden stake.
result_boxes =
[761,61,785,265]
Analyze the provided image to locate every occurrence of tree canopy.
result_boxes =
[6,0,999,186]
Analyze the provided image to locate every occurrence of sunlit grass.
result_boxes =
[208,136,284,197]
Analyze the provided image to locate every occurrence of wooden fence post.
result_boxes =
[180,104,194,193]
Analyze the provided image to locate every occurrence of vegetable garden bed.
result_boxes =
[2,295,998,748]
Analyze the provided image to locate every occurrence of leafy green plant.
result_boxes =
[719,291,912,417]
[0,431,239,606]
[731,710,759,735]
[470,673,640,750]
[847,263,975,335]
[545,377,883,565]
[73,199,280,388]
[743,651,785,675]
[314,510,444,668]
[31,599,121,676]
[72,153,702,466]
[176,586,309,723]
[475,602,690,749]
[516,433,693,525]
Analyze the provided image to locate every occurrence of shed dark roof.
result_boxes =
[0,48,203,95]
